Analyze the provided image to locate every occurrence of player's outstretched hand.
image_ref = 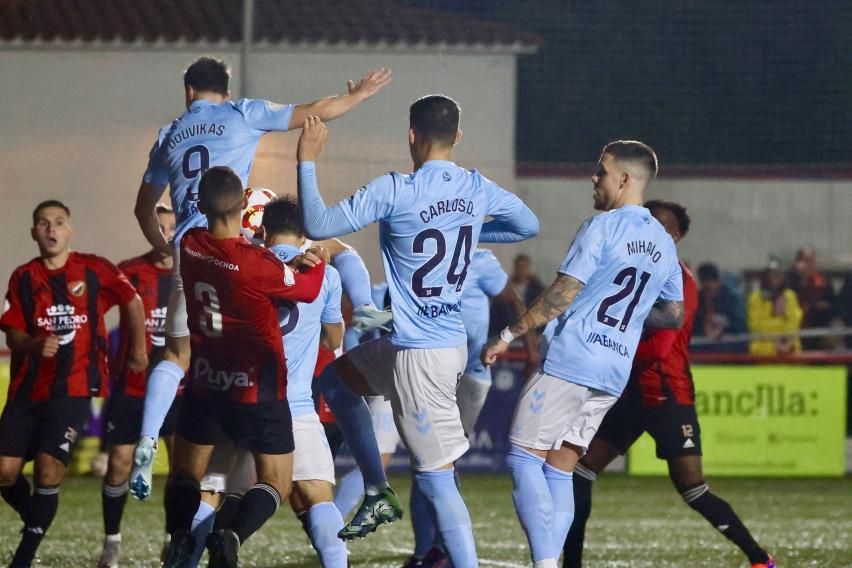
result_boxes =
[481,335,510,367]
[347,68,393,102]
[127,348,149,373]
[297,116,328,163]
[33,335,60,358]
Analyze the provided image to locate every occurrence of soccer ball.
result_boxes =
[241,187,277,243]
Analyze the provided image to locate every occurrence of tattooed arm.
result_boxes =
[644,299,685,330]
[481,274,585,365]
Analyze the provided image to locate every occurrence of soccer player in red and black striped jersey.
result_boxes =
[161,167,325,567]
[563,200,775,568]
[97,204,177,568]
[0,200,147,568]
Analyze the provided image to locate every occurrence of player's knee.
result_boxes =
[164,335,191,369]
[293,480,333,507]
[260,477,291,502]
[34,454,66,487]
[0,461,20,487]
[106,448,134,484]
[668,457,704,493]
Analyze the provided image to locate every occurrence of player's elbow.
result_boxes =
[519,217,540,239]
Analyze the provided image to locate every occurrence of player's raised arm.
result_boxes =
[288,68,392,130]
[479,185,540,244]
[297,117,395,240]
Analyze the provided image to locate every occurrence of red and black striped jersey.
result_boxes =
[180,228,325,404]
[0,252,138,402]
[112,254,172,398]
[633,261,699,406]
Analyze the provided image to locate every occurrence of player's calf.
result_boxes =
[679,481,773,566]
[413,467,476,568]
[0,457,30,523]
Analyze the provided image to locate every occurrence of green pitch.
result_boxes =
[1,474,850,567]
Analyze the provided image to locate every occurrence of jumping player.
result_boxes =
[562,200,775,568]
[0,200,147,568]
[130,56,391,498]
[299,94,539,568]
[482,141,685,568]
[97,204,178,568]
[160,167,325,567]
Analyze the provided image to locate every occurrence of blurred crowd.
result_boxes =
[490,247,852,356]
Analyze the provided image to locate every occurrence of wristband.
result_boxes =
[500,327,517,344]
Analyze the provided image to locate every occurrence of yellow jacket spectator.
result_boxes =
[747,264,804,356]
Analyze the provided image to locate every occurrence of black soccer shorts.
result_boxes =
[103,391,182,446]
[0,397,91,465]
[177,388,294,455]
[595,379,702,460]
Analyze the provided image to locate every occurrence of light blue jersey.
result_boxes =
[272,244,343,417]
[303,160,536,349]
[461,249,508,380]
[542,205,683,396]
[143,99,294,239]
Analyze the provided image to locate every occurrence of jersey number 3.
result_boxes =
[597,267,651,332]
[411,226,473,298]
[194,281,223,337]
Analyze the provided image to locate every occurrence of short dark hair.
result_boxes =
[184,57,230,95]
[603,140,659,179]
[32,199,70,225]
[410,95,460,147]
[697,262,721,282]
[644,199,691,236]
[261,197,305,239]
[155,203,174,215]
[198,167,244,214]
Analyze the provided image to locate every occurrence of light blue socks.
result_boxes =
[308,502,347,567]
[506,445,555,564]
[414,469,476,568]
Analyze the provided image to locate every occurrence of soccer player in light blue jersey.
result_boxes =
[295,95,539,568]
[482,140,686,568]
[264,197,348,568]
[129,57,391,503]
[406,247,536,566]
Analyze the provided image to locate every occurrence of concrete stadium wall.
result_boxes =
[516,176,852,279]
[0,47,519,301]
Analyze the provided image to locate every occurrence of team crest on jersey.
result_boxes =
[68,280,86,297]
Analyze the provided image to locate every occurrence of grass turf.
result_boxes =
[0,474,849,567]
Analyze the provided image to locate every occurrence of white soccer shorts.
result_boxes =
[366,396,401,455]
[510,371,618,453]
[456,373,492,436]
[346,336,468,472]
[292,412,336,484]
[165,245,190,338]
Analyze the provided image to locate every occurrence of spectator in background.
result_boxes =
[693,263,747,352]
[747,261,803,356]
[489,254,545,336]
[788,245,837,349]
